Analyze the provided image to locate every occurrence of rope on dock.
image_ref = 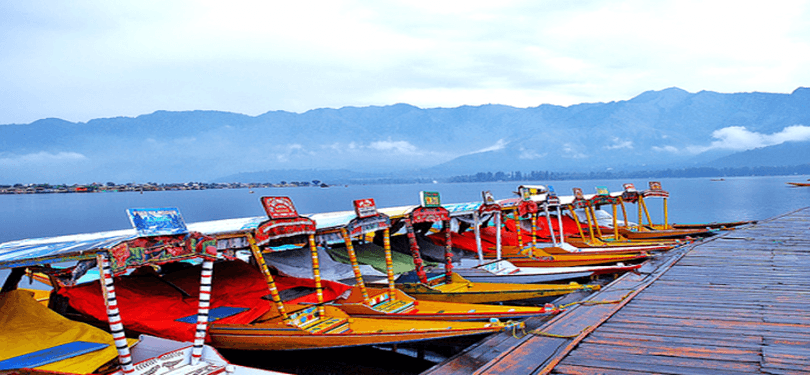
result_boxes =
[530,325,592,339]
[509,321,527,339]
[557,289,636,310]
[528,289,635,338]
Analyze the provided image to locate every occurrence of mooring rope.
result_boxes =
[529,289,636,338]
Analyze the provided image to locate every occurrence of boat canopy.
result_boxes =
[0,232,132,269]
[642,181,670,198]
[254,197,318,248]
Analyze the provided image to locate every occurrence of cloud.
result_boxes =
[518,148,547,160]
[3,1,810,125]
[605,137,633,150]
[475,139,508,153]
[561,143,588,159]
[652,145,679,153]
[0,151,88,167]
[368,139,421,155]
[686,125,810,153]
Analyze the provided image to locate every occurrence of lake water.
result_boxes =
[2,175,810,244]
[2,175,809,374]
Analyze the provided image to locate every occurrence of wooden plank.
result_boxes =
[586,329,763,348]
[426,208,810,375]
[552,364,669,375]
[569,341,760,363]
[556,353,759,375]
[598,321,809,342]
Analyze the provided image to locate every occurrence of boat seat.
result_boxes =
[288,306,350,334]
[0,341,108,370]
[372,299,415,314]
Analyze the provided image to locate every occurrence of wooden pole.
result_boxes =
[641,197,653,228]
[495,211,502,260]
[568,205,588,244]
[515,209,524,256]
[556,205,565,244]
[383,228,397,300]
[308,234,325,317]
[341,228,369,303]
[405,218,428,284]
[544,204,557,246]
[191,255,215,364]
[531,212,538,252]
[589,206,604,239]
[443,220,453,285]
[96,253,134,374]
[246,233,289,322]
[583,206,597,242]
[612,203,620,240]
[473,211,484,265]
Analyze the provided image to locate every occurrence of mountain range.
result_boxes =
[2,87,809,184]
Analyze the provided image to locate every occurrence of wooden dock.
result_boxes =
[424,208,810,375]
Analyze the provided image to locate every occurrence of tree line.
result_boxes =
[447,164,810,183]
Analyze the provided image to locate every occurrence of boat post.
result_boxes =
[191,241,217,365]
[442,219,454,285]
[242,233,290,322]
[307,233,326,317]
[404,217,428,284]
[346,198,393,302]
[340,228,370,303]
[612,202,620,240]
[495,212,502,260]
[473,210,484,265]
[478,190,503,262]
[547,186,564,244]
[567,204,589,245]
[514,208,524,256]
[573,188,598,244]
[96,252,135,374]
[543,203,557,247]
[383,228,397,299]
[531,212,538,253]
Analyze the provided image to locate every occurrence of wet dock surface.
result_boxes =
[424,207,810,375]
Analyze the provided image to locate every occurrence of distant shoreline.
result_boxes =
[0,181,331,194]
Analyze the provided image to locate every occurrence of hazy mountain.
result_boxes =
[2,87,809,184]
[703,140,810,168]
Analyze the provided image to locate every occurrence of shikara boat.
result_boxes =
[559,186,683,251]
[205,196,522,350]
[316,197,558,320]
[787,182,810,187]
[0,208,286,375]
[386,191,599,304]
[618,182,715,240]
[670,220,757,230]
[440,187,652,268]
[426,189,643,283]
[450,259,641,284]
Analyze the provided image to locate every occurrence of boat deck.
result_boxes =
[424,207,810,375]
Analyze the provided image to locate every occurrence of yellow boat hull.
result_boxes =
[487,246,650,268]
[564,236,680,251]
[394,273,598,304]
[618,227,712,240]
[207,305,515,351]
[335,287,556,320]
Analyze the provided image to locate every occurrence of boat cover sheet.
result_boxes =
[0,290,118,374]
[325,242,432,275]
[59,260,353,342]
[263,245,384,281]
[58,260,274,342]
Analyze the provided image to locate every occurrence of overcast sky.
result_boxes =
[2,0,809,125]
